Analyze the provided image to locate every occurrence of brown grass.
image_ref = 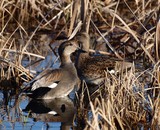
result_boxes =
[0,0,160,129]
[76,65,160,129]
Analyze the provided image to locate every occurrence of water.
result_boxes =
[0,50,75,130]
[0,92,76,130]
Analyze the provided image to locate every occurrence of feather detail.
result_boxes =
[48,81,59,88]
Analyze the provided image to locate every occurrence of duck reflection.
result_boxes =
[23,97,75,130]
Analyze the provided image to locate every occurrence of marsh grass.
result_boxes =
[0,0,72,85]
[75,65,160,130]
[0,0,160,129]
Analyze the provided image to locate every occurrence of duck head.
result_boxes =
[58,40,81,64]
[58,40,80,56]
[76,32,90,52]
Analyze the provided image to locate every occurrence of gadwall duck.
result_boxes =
[75,32,133,86]
[27,40,80,99]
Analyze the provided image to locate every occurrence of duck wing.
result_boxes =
[34,68,54,80]
[31,68,63,91]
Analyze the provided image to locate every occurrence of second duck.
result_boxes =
[27,39,80,99]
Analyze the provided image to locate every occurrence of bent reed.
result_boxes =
[0,0,159,129]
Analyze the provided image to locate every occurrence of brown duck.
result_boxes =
[75,32,133,86]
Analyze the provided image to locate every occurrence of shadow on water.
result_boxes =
[0,81,159,130]
[23,97,76,130]
[0,46,77,130]
[0,77,76,130]
[0,79,23,130]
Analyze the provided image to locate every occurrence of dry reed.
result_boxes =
[0,0,159,129]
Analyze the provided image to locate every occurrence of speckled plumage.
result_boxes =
[75,32,132,85]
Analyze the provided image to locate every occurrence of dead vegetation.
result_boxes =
[0,0,160,129]
[76,65,160,130]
